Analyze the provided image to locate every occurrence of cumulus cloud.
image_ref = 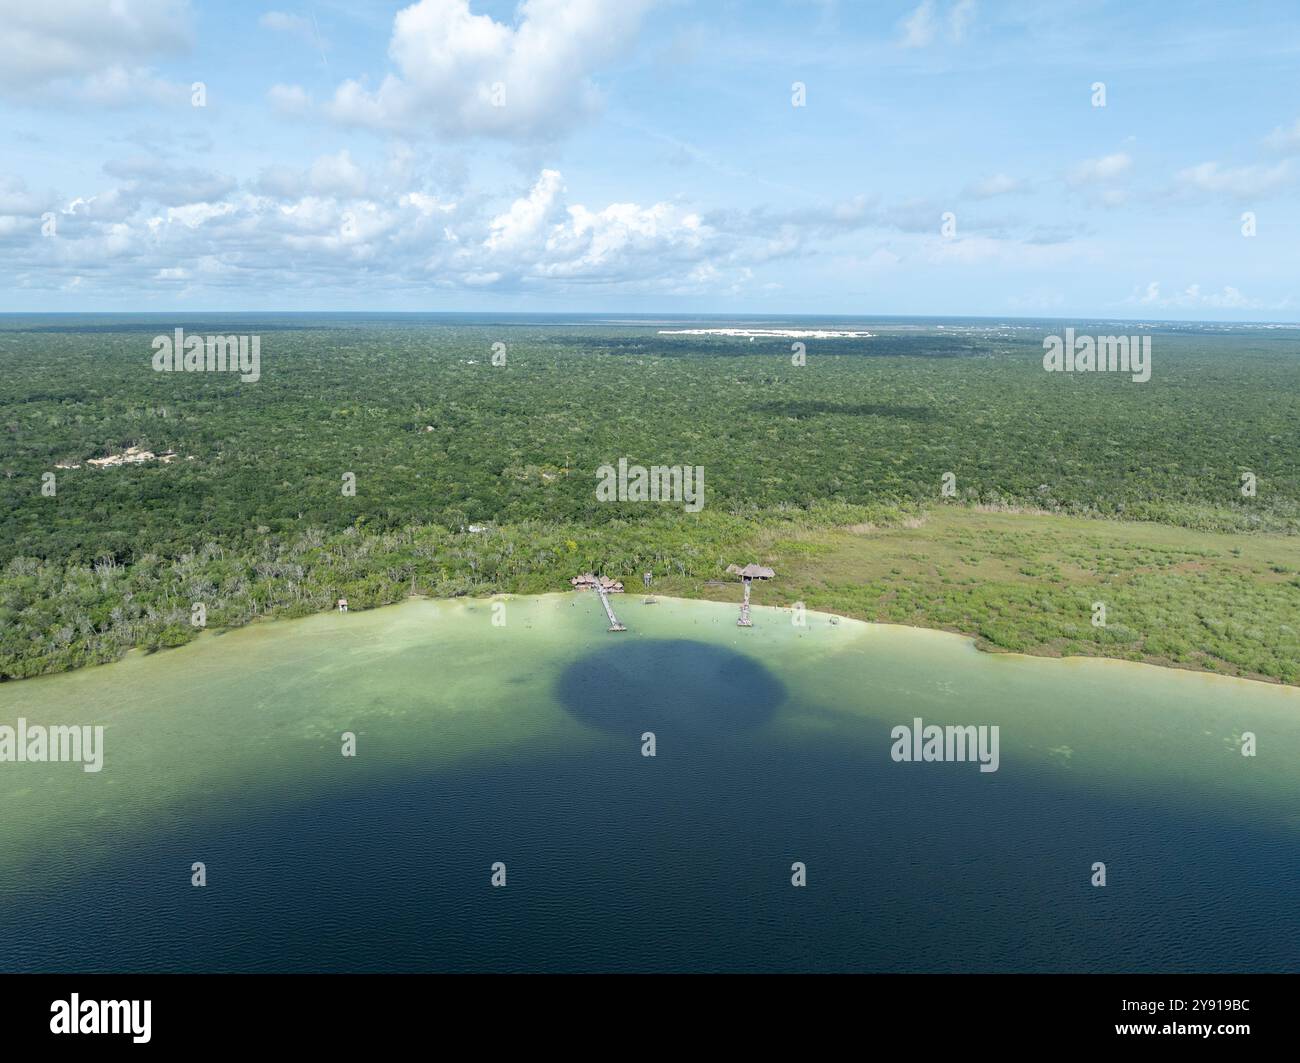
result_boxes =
[0,175,53,216]
[1065,152,1133,206]
[1174,160,1293,199]
[102,158,236,206]
[255,151,372,199]
[321,0,653,139]
[484,169,568,254]
[481,169,709,283]
[0,150,1093,302]
[1068,152,1132,185]
[0,161,727,298]
[0,0,191,103]
[541,198,707,279]
[0,176,57,247]
[253,150,384,201]
[308,151,369,198]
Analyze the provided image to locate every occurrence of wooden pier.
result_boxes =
[595,582,626,631]
[569,572,627,631]
[727,563,774,628]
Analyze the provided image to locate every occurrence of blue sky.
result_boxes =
[2,0,1299,318]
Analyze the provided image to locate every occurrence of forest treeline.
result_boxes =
[1,319,1297,679]
[0,500,900,678]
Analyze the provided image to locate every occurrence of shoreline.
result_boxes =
[4,589,1296,698]
[4,507,1297,689]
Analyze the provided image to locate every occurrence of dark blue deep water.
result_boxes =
[0,642,1296,972]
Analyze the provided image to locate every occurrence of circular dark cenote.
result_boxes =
[554,638,786,738]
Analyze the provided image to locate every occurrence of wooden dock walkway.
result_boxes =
[594,582,627,631]
[737,578,753,627]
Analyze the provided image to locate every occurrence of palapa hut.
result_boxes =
[726,563,775,581]
[571,572,628,631]
[727,563,775,627]
[570,573,625,593]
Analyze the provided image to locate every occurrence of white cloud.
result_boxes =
[950,0,976,42]
[0,175,51,215]
[0,0,191,102]
[1132,281,1275,310]
[966,173,1024,199]
[0,158,1096,302]
[1068,152,1132,185]
[323,0,653,139]
[485,169,567,254]
[160,201,236,229]
[256,149,374,198]
[400,191,456,216]
[256,165,305,199]
[480,169,709,282]
[541,199,706,278]
[309,151,368,198]
[79,65,187,107]
[899,1,939,47]
[0,162,728,297]
[1174,160,1293,199]
[898,0,975,48]
[268,83,313,116]
[1263,117,1300,153]
[103,158,236,205]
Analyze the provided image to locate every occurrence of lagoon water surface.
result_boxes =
[0,594,1296,972]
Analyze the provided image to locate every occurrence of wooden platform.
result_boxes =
[594,582,626,632]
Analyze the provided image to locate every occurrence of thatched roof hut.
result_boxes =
[726,563,775,580]
[571,573,624,592]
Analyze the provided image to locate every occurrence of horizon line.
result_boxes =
[0,310,1297,327]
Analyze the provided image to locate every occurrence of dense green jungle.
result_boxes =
[2,315,1297,682]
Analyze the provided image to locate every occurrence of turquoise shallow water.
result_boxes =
[0,594,1296,971]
